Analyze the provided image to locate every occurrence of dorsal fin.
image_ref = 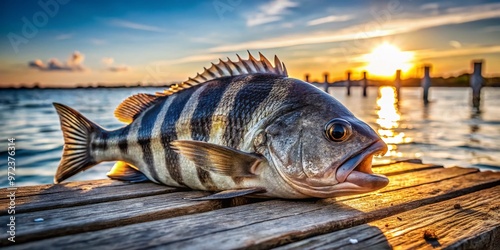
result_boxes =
[114,93,160,123]
[155,51,288,97]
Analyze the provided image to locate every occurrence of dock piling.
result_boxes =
[422,65,431,104]
[470,60,483,109]
[395,69,401,96]
[323,72,329,92]
[362,71,368,97]
[346,71,352,96]
[305,74,310,83]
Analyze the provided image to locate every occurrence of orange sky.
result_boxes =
[1,0,499,87]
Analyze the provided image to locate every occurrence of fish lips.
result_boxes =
[331,140,389,192]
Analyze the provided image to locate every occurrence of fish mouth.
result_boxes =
[328,140,389,195]
[335,140,388,183]
[271,139,389,198]
[289,139,389,198]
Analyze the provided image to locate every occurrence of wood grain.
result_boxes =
[373,161,442,176]
[0,181,180,214]
[0,191,253,245]
[7,168,498,250]
[277,186,500,250]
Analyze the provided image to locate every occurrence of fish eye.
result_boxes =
[324,118,352,142]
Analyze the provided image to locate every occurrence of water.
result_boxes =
[0,86,499,187]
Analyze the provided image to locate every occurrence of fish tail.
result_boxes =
[53,103,105,184]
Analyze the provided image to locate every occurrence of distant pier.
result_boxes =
[305,59,490,108]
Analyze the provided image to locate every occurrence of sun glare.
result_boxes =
[364,43,414,77]
[376,86,412,157]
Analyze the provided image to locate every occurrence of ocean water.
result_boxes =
[0,86,499,187]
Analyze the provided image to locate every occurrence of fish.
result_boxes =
[52,52,389,200]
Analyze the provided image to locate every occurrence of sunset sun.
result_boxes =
[364,43,414,77]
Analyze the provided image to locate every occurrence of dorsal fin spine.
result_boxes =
[203,67,216,78]
[211,62,224,76]
[237,54,253,74]
[248,52,261,72]
[259,52,272,72]
[156,52,288,97]
[221,59,234,76]
[188,77,199,84]
[228,57,243,74]
[274,55,283,74]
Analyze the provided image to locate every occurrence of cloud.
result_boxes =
[307,14,354,26]
[108,19,166,32]
[420,3,439,10]
[420,3,439,12]
[208,26,390,52]
[55,33,72,40]
[102,57,114,65]
[108,66,129,72]
[210,3,500,52]
[246,0,298,27]
[415,45,500,60]
[29,51,86,72]
[449,40,462,49]
[101,57,129,72]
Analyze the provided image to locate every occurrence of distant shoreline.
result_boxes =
[2,85,499,90]
[1,75,500,89]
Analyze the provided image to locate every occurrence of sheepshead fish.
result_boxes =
[53,52,389,199]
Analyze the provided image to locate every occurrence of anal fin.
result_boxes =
[107,161,150,183]
[188,188,265,200]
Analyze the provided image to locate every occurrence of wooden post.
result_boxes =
[395,69,401,96]
[470,60,483,109]
[323,72,329,92]
[305,74,310,82]
[362,71,368,97]
[346,71,351,96]
[421,65,431,104]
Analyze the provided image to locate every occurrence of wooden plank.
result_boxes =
[9,170,499,250]
[0,181,180,215]
[0,191,256,246]
[339,167,477,201]
[276,186,500,250]
[375,167,476,193]
[373,162,442,176]
[0,179,127,198]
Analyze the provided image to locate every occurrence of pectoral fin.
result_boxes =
[107,161,150,183]
[188,188,266,200]
[170,140,263,177]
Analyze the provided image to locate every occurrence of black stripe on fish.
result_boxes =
[161,87,198,187]
[90,131,108,151]
[191,79,232,141]
[137,98,166,183]
[223,75,275,149]
[190,79,232,190]
[222,75,276,184]
[118,126,130,155]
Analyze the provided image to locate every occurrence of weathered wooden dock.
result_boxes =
[1,161,499,249]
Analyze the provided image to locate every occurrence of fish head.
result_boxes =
[264,83,388,198]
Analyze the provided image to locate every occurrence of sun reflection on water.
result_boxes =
[376,86,412,158]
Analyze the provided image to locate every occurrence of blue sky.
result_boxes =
[1,0,500,87]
